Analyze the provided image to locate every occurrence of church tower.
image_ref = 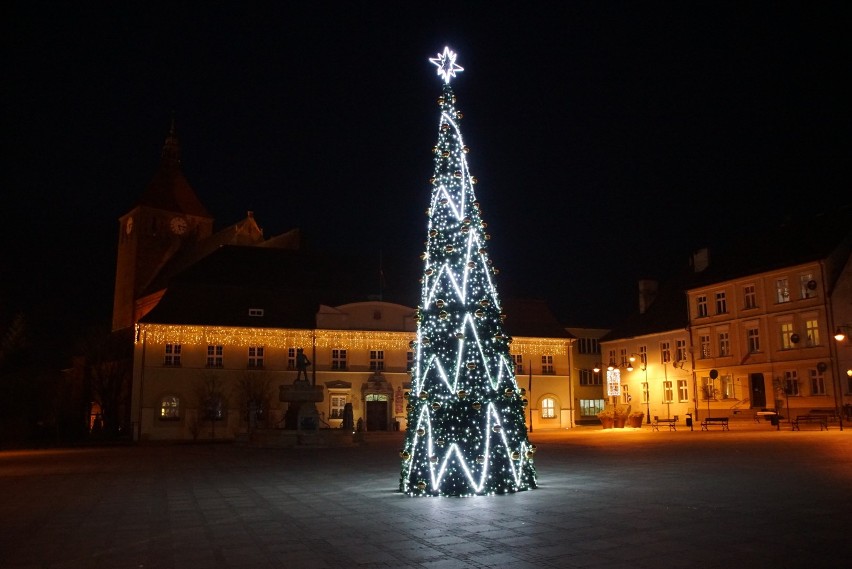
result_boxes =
[112,121,214,331]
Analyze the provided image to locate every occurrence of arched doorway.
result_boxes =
[362,372,394,431]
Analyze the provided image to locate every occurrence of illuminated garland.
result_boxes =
[399,48,537,496]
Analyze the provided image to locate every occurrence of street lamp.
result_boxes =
[832,324,851,430]
[627,354,651,424]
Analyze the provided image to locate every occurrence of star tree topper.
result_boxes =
[429,46,464,84]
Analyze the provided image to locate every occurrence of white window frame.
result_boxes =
[248,346,265,368]
[207,344,223,368]
[164,343,182,366]
[541,397,556,419]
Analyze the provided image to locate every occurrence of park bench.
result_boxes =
[808,409,839,427]
[652,415,678,431]
[792,415,827,431]
[701,417,729,431]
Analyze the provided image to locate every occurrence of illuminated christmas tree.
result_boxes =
[399,47,537,496]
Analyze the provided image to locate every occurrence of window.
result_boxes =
[642,382,649,404]
[784,370,799,396]
[248,346,265,368]
[407,351,414,371]
[512,354,524,374]
[747,327,761,353]
[696,295,708,318]
[541,355,554,374]
[718,331,730,357]
[206,345,223,368]
[370,350,384,371]
[541,397,556,419]
[675,339,687,362]
[329,394,347,419]
[699,334,711,358]
[248,308,264,317]
[677,379,689,402]
[622,384,630,404]
[800,273,816,299]
[715,291,727,315]
[743,284,757,309]
[619,348,628,367]
[639,345,647,367]
[702,377,716,400]
[580,399,605,417]
[805,319,820,347]
[607,349,616,367]
[663,381,674,403]
[809,368,826,395]
[332,349,347,370]
[579,369,601,386]
[660,341,671,364]
[780,322,795,350]
[577,337,600,354]
[776,278,790,303]
[160,396,179,419]
[164,343,181,366]
[287,347,297,370]
[721,375,734,399]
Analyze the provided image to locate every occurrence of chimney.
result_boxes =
[692,248,709,273]
[638,279,658,314]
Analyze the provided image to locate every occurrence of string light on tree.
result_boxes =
[399,47,537,496]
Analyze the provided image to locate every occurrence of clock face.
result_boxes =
[170,216,188,235]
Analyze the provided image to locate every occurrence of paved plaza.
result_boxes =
[2,424,851,569]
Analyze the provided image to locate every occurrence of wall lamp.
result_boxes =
[834,325,852,342]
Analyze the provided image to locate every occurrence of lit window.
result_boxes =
[164,343,181,366]
[160,396,179,419]
[721,375,734,399]
[703,377,716,400]
[330,394,347,419]
[663,381,674,403]
[805,319,820,346]
[677,379,689,402]
[580,399,605,417]
[780,322,795,349]
[541,397,556,419]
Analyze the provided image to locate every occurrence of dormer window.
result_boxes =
[248,308,264,317]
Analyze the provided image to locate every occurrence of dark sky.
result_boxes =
[4,1,850,346]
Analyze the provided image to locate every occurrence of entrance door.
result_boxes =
[750,373,766,408]
[367,400,388,431]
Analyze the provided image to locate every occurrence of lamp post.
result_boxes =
[628,354,651,424]
[831,324,851,430]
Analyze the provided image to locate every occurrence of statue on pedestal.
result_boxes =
[295,347,311,384]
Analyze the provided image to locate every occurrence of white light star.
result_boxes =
[429,46,464,84]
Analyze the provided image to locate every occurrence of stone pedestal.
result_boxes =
[279,381,324,431]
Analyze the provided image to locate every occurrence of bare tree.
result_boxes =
[76,327,133,438]
[194,374,228,440]
[234,371,272,434]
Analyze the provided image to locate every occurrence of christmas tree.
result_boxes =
[399,47,537,496]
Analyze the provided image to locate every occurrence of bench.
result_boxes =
[701,417,729,431]
[792,415,827,431]
[754,411,777,423]
[652,415,678,431]
[808,409,839,426]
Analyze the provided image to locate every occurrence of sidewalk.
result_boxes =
[1,426,850,568]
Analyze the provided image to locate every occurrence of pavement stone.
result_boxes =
[1,423,851,569]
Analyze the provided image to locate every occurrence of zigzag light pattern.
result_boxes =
[399,48,537,496]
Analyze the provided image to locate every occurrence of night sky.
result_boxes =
[4,2,850,351]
